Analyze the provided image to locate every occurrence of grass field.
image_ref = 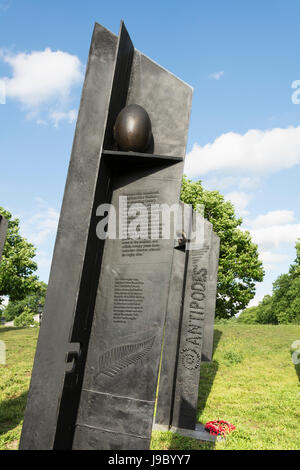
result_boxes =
[0,324,299,450]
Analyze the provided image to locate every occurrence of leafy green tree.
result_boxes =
[3,281,47,322]
[14,306,37,328]
[271,274,292,324]
[180,177,264,318]
[238,306,259,324]
[0,207,39,302]
[244,240,300,324]
[271,240,300,324]
[256,295,277,324]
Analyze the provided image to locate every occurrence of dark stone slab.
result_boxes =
[155,213,216,431]
[72,25,193,450]
[201,231,220,362]
[73,425,149,450]
[0,215,8,261]
[20,21,192,450]
[20,22,119,450]
[72,169,187,450]
[76,389,154,438]
[171,214,212,430]
[53,21,136,451]
[127,50,193,158]
[154,203,192,430]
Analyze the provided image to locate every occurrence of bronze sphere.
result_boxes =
[114,104,152,152]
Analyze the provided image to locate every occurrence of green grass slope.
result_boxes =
[0,324,299,450]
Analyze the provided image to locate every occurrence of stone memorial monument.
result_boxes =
[202,230,220,363]
[0,215,8,262]
[20,21,193,450]
[155,209,220,439]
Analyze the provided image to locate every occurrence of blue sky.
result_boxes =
[1,0,300,307]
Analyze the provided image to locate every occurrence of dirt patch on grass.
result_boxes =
[5,439,19,450]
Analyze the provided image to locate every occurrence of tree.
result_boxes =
[180,177,264,318]
[14,306,37,328]
[240,239,300,324]
[237,306,259,324]
[271,240,300,324]
[256,295,277,324]
[0,207,39,302]
[3,281,47,322]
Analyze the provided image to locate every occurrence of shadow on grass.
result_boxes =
[197,329,222,417]
[0,327,28,334]
[168,330,222,450]
[212,329,223,357]
[0,391,27,437]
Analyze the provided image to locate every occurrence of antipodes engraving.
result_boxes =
[97,336,155,379]
[181,255,208,367]
[181,348,201,370]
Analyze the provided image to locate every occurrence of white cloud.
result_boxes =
[0,79,5,104]
[35,250,53,271]
[17,202,60,282]
[185,125,300,178]
[259,251,291,269]
[36,118,47,126]
[203,175,260,192]
[244,210,300,251]
[0,48,83,125]
[35,197,47,207]
[247,294,265,308]
[22,207,59,246]
[250,223,300,250]
[209,71,224,80]
[247,210,296,229]
[50,109,77,128]
[1,48,83,107]
[225,191,253,216]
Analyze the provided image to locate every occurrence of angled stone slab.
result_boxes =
[171,214,212,430]
[20,21,192,450]
[155,213,220,431]
[0,215,8,262]
[154,203,192,430]
[72,176,185,450]
[72,42,192,453]
[201,231,220,362]
[20,22,120,450]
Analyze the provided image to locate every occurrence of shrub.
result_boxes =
[14,307,37,328]
[237,306,259,324]
[223,351,244,366]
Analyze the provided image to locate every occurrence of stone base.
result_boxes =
[153,422,170,432]
[153,421,216,443]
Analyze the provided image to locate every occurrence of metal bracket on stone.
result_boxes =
[65,343,81,374]
[174,231,189,250]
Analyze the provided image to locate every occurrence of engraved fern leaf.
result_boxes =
[97,336,155,378]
